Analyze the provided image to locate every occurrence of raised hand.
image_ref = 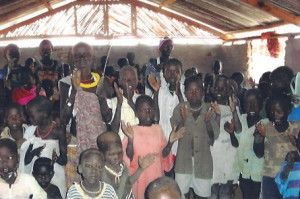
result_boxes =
[169,126,185,143]
[51,148,58,165]
[32,143,46,157]
[114,82,123,105]
[71,68,81,90]
[255,122,266,137]
[205,102,221,122]
[224,118,235,134]
[180,104,188,122]
[229,94,236,112]
[248,77,256,88]
[211,101,221,115]
[121,121,134,140]
[138,154,156,169]
[148,73,160,92]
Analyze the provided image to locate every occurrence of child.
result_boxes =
[122,95,185,199]
[145,176,182,199]
[170,76,219,199]
[254,94,300,199]
[229,89,266,199]
[97,131,154,199]
[19,96,67,197]
[66,148,117,198]
[32,157,62,199]
[209,75,242,199]
[0,138,47,199]
[110,66,139,139]
[1,103,27,149]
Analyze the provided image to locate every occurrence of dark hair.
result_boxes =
[243,89,263,110]
[0,138,18,156]
[118,58,129,68]
[41,79,54,98]
[24,57,35,68]
[231,72,244,85]
[270,66,294,83]
[266,93,293,120]
[163,58,183,73]
[39,39,53,50]
[4,44,20,61]
[184,75,203,91]
[104,66,115,77]
[135,95,154,111]
[259,71,271,84]
[78,148,104,165]
[214,74,228,87]
[26,96,53,117]
[20,68,35,85]
[5,103,25,120]
[97,131,122,154]
[32,157,54,174]
[145,177,182,199]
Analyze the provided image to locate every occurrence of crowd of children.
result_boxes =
[0,37,299,199]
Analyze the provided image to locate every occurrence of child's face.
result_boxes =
[104,143,123,168]
[33,165,53,189]
[27,108,45,126]
[244,94,261,116]
[269,101,290,124]
[213,78,228,102]
[0,146,18,181]
[164,65,181,85]
[185,82,203,105]
[137,101,155,126]
[149,186,181,199]
[5,108,24,131]
[73,44,93,69]
[119,70,137,93]
[79,152,105,185]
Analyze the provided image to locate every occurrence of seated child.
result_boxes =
[170,76,219,199]
[254,94,300,199]
[66,148,117,198]
[1,103,27,149]
[0,138,46,199]
[32,157,62,199]
[97,131,154,199]
[122,95,185,199]
[145,176,182,199]
[19,96,67,197]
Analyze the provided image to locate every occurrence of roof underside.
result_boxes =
[0,0,299,41]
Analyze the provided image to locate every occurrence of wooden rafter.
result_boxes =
[40,0,53,10]
[239,0,300,26]
[159,0,177,8]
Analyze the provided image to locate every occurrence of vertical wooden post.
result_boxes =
[104,3,109,36]
[74,5,78,35]
[131,4,137,36]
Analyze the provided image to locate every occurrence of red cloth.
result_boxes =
[12,86,46,105]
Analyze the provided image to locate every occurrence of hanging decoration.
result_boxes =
[261,31,280,58]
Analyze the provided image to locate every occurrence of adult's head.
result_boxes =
[158,37,173,58]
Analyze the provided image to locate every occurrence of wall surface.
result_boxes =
[285,37,300,73]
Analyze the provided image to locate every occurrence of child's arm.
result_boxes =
[121,121,134,161]
[24,143,45,165]
[175,79,184,103]
[229,94,242,134]
[111,83,123,133]
[148,73,160,123]
[162,126,185,157]
[253,122,266,158]
[55,127,68,165]
[224,119,239,148]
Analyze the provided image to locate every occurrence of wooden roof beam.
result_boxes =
[159,0,177,8]
[40,0,53,10]
[239,0,300,26]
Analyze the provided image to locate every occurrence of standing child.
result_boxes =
[209,75,242,199]
[122,95,185,199]
[170,76,219,199]
[254,94,300,199]
[97,131,154,199]
[19,96,67,197]
[66,148,117,198]
[0,138,47,199]
[1,103,27,149]
[32,157,62,199]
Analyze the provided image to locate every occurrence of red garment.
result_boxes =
[122,124,173,199]
[12,86,46,105]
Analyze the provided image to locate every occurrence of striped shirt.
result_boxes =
[66,181,118,199]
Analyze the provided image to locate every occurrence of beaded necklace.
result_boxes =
[80,181,102,195]
[105,163,124,183]
[80,72,100,89]
[36,121,55,139]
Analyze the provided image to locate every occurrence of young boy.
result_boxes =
[109,66,139,140]
[32,157,62,199]
[97,131,154,199]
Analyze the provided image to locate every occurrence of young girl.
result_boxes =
[97,131,154,199]
[122,95,185,199]
[66,148,117,198]
[1,103,27,149]
[254,94,300,199]
[170,75,219,199]
[19,96,67,197]
[0,138,47,199]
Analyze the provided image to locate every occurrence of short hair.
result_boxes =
[24,57,35,68]
[26,96,53,117]
[5,102,25,120]
[4,44,20,61]
[163,58,183,73]
[0,138,18,157]
[266,93,293,119]
[243,88,263,109]
[135,95,154,111]
[32,157,54,174]
[39,39,53,50]
[119,65,137,79]
[72,42,94,55]
[270,66,294,84]
[231,72,244,85]
[184,75,203,91]
[20,68,35,85]
[145,177,182,199]
[214,74,229,87]
[118,58,129,68]
[97,131,122,153]
[78,148,104,165]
